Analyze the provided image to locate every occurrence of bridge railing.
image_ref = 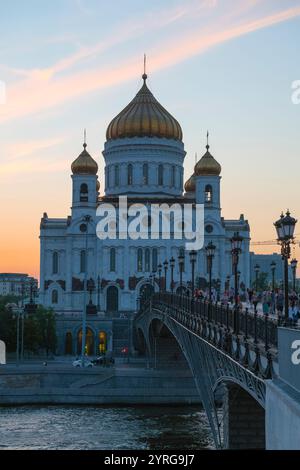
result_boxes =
[148,292,279,348]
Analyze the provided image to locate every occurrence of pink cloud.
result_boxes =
[0,4,299,125]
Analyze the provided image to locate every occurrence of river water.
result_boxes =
[0,405,215,450]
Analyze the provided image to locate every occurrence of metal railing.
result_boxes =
[137,292,288,379]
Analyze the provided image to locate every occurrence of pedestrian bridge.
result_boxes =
[134,293,280,449]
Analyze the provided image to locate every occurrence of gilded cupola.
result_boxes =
[194,140,221,177]
[184,174,196,192]
[106,73,183,141]
[71,142,98,175]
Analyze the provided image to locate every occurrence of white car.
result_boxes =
[72,358,94,368]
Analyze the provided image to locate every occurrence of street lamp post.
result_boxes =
[291,258,298,292]
[189,250,197,313]
[178,252,184,296]
[170,257,175,293]
[231,232,243,308]
[80,215,92,365]
[270,261,276,291]
[254,264,260,292]
[274,210,297,322]
[158,264,162,293]
[205,241,216,303]
[163,260,168,292]
[231,232,243,334]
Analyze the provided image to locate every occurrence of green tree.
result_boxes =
[252,272,269,292]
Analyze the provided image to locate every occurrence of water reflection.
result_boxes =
[0,405,215,450]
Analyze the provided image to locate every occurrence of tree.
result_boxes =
[0,297,56,356]
[252,272,269,292]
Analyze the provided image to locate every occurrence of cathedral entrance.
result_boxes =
[139,283,154,309]
[77,327,94,355]
[106,286,118,312]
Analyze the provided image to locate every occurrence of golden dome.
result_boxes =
[184,174,196,192]
[71,143,98,175]
[194,145,221,176]
[106,74,183,141]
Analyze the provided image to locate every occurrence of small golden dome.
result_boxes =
[184,174,196,192]
[71,143,98,175]
[96,179,100,191]
[194,145,221,176]
[106,74,182,141]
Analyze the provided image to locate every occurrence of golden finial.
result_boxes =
[206,130,209,150]
[142,53,147,82]
[83,128,87,149]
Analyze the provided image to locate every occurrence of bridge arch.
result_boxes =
[136,307,266,449]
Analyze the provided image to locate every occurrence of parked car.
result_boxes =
[72,358,94,368]
[91,355,115,366]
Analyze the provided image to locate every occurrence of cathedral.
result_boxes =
[39,71,250,356]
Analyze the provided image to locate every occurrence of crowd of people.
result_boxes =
[193,286,300,321]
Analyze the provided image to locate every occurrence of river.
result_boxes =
[0,405,215,450]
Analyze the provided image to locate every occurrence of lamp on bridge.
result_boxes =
[178,252,185,296]
[189,250,197,298]
[163,260,168,292]
[291,258,298,292]
[254,264,260,292]
[205,241,216,303]
[158,263,162,292]
[170,257,175,293]
[274,210,297,323]
[270,261,276,292]
[230,232,243,310]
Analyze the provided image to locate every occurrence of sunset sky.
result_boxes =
[0,0,300,280]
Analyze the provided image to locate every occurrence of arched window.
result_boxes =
[52,289,58,304]
[205,184,213,203]
[179,247,185,272]
[143,163,148,185]
[158,164,164,186]
[80,183,88,202]
[98,331,107,354]
[115,165,119,186]
[137,248,143,272]
[80,250,86,273]
[145,248,150,272]
[171,166,176,187]
[110,248,116,272]
[128,164,133,185]
[52,252,59,274]
[152,248,158,272]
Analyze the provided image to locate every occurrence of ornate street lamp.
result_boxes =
[254,264,260,292]
[87,278,97,315]
[291,258,298,292]
[231,232,243,308]
[80,214,93,364]
[270,261,276,291]
[189,250,197,301]
[163,260,168,292]
[158,263,162,292]
[170,257,175,293]
[205,241,216,303]
[274,210,297,321]
[178,252,185,295]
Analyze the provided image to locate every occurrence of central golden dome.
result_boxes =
[106,74,183,141]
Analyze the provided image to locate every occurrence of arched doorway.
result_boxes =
[139,283,154,309]
[98,331,107,354]
[65,332,72,355]
[106,286,118,312]
[77,327,94,355]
